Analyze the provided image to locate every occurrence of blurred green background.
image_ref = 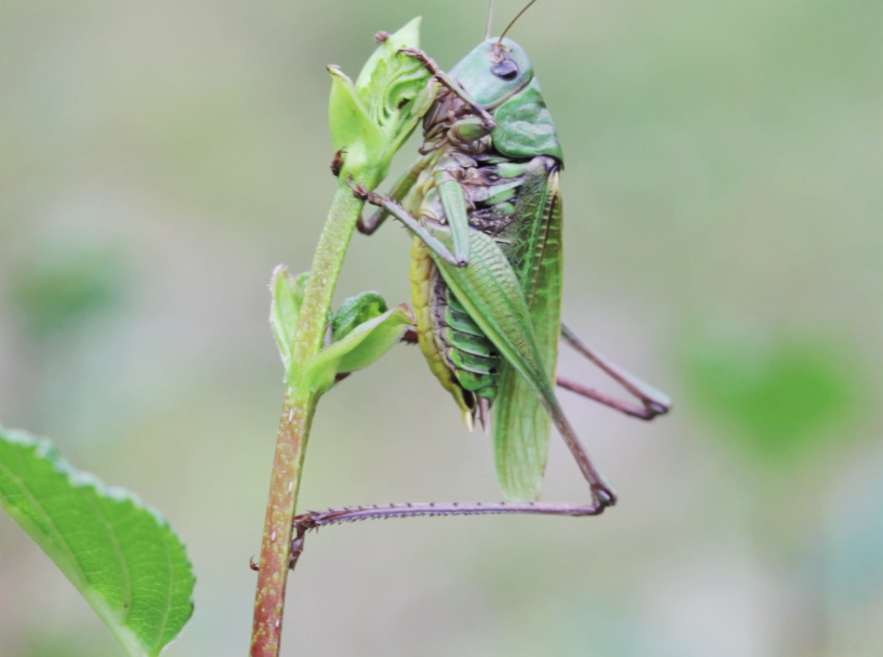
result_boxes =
[1,0,881,655]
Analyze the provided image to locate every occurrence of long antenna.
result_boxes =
[484,0,494,40]
[498,0,538,42]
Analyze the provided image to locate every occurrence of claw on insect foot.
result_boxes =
[349,182,369,200]
[348,182,383,207]
[592,484,618,509]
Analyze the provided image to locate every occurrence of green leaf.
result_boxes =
[327,66,386,168]
[331,291,388,342]
[270,265,309,374]
[327,17,432,185]
[353,17,433,147]
[305,298,415,394]
[0,426,195,657]
[353,17,422,93]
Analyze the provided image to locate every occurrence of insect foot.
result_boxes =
[348,182,384,207]
[397,47,433,68]
[592,484,618,510]
[648,400,672,417]
[288,524,309,571]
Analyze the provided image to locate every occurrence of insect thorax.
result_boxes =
[421,88,494,155]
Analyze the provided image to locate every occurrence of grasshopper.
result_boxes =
[292,1,670,564]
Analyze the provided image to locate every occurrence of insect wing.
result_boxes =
[493,169,562,500]
[434,213,559,501]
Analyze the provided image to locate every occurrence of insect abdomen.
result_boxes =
[409,233,501,426]
[410,238,480,425]
[433,274,500,402]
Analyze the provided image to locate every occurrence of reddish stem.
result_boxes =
[250,392,315,657]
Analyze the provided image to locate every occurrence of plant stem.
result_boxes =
[250,184,365,657]
[249,390,314,657]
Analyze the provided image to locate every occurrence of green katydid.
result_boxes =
[291,0,670,563]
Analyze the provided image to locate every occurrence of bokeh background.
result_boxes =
[1,0,881,655]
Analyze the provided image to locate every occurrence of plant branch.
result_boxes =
[249,18,428,655]
[250,185,364,657]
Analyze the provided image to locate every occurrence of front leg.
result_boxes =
[434,171,473,266]
[351,183,466,267]
[357,156,434,235]
[398,47,496,130]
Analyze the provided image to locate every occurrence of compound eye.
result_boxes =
[491,59,519,80]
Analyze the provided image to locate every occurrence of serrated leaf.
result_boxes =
[0,426,195,657]
[270,265,309,374]
[305,303,415,394]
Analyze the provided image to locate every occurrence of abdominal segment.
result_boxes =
[429,267,501,405]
